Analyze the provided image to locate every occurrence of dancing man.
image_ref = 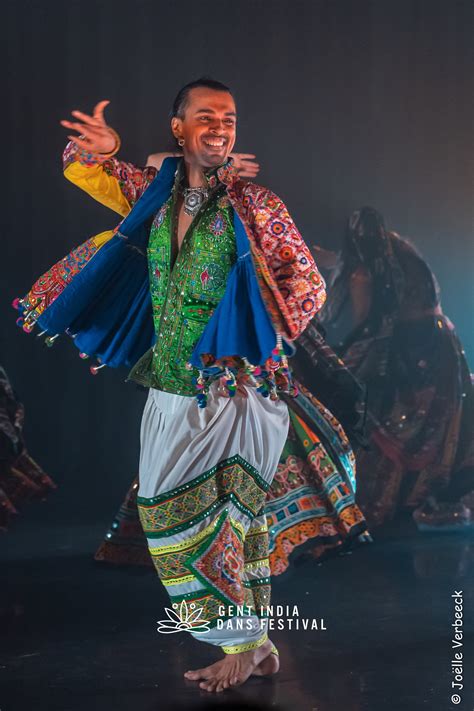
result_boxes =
[18,78,326,692]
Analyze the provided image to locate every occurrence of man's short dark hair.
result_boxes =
[171,78,234,119]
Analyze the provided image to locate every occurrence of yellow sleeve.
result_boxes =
[61,140,158,216]
[64,161,132,217]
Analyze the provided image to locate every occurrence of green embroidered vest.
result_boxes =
[127,172,237,395]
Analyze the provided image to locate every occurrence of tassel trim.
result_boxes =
[188,334,298,408]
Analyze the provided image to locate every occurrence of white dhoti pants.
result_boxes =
[138,382,289,653]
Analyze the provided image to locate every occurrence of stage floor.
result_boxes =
[1,514,473,711]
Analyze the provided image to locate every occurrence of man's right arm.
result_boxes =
[63,140,157,217]
[60,99,157,216]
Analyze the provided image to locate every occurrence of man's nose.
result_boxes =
[209,119,227,132]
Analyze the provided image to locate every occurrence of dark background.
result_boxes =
[2,0,473,523]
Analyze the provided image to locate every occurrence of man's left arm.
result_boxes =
[250,191,326,340]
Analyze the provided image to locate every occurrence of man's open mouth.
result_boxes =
[202,137,227,149]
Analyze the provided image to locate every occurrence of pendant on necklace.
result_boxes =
[183,187,209,217]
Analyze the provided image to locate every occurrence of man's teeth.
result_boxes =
[203,139,225,147]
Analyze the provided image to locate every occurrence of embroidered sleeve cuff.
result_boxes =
[62,140,112,170]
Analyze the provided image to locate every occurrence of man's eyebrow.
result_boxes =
[194,108,237,116]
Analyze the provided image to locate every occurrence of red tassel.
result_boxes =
[90,363,106,376]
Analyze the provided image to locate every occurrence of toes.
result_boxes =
[184,668,210,680]
[199,680,217,692]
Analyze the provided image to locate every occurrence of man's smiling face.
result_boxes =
[171,87,237,169]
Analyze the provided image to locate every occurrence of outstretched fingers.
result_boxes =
[230,152,260,178]
[66,100,110,128]
[59,99,111,143]
[61,123,103,151]
[69,110,101,127]
[235,153,256,160]
[92,99,111,123]
[60,120,102,136]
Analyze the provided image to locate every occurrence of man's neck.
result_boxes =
[184,160,207,188]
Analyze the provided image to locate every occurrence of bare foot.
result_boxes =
[251,641,279,677]
[184,638,273,692]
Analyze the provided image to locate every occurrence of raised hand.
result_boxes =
[230,153,260,179]
[60,100,119,154]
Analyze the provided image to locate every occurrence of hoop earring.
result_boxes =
[178,138,185,147]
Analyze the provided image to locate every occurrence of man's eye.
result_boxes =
[199,116,210,121]
[225,120,235,126]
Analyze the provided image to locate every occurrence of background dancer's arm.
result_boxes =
[60,100,156,216]
[310,245,339,270]
[349,266,372,326]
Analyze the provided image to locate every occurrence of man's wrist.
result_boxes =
[98,128,121,157]
[74,128,121,167]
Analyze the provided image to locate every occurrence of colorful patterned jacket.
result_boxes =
[15,142,326,398]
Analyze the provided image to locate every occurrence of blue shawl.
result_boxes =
[37,157,279,369]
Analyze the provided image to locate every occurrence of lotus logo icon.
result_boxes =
[156,600,211,634]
